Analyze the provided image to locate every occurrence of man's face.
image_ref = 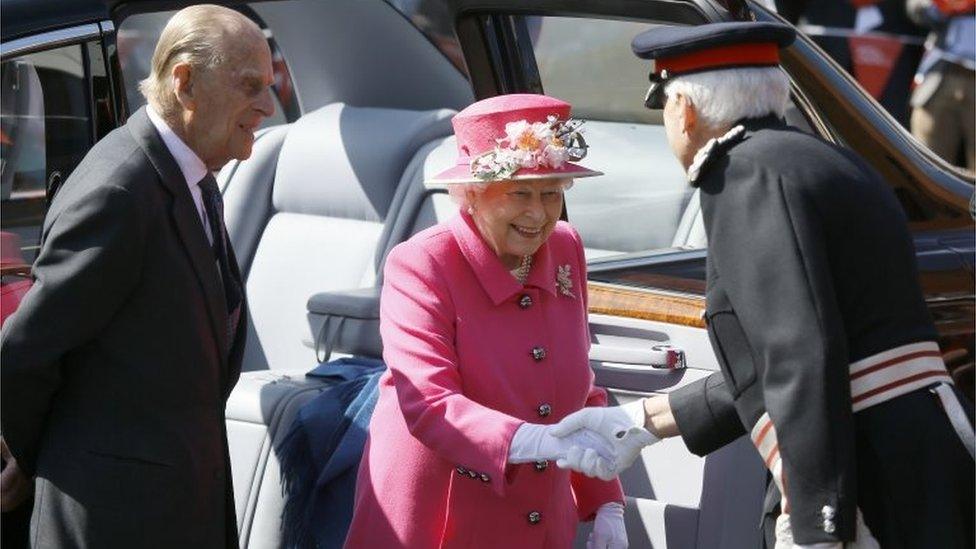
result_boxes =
[662,91,694,171]
[188,31,275,169]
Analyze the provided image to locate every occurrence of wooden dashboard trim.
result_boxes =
[587,281,707,328]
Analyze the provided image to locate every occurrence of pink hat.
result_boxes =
[428,94,603,184]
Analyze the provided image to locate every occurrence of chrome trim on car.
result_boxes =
[926,294,976,304]
[1,23,101,59]
[587,247,708,271]
[588,280,704,303]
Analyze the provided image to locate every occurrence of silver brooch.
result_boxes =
[556,264,574,298]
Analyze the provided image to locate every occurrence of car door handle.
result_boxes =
[590,343,686,370]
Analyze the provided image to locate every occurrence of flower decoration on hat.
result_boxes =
[470,116,589,181]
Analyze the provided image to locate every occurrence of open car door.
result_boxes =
[447,0,974,547]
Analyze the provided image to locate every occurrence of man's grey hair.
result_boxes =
[138,5,260,116]
[664,67,791,129]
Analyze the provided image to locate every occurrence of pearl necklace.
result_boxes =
[511,254,533,284]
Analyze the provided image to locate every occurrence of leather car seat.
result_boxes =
[219,102,454,373]
[218,103,453,548]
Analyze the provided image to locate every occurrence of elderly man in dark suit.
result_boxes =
[553,21,974,549]
[0,4,274,547]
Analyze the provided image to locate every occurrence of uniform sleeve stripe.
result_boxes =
[849,350,942,380]
[764,444,780,469]
[849,341,940,374]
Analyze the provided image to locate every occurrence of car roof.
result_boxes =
[0,0,286,44]
[2,0,116,43]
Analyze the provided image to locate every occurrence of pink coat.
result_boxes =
[345,212,623,548]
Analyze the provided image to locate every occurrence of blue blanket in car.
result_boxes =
[277,357,385,549]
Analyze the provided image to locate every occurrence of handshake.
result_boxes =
[509,398,667,480]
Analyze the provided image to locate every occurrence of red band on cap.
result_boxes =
[657,43,780,75]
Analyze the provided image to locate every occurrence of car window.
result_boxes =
[525,16,698,261]
[529,17,661,125]
[1,43,94,264]
[384,0,469,77]
[117,7,295,127]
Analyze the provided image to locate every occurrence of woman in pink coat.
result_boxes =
[345,94,627,548]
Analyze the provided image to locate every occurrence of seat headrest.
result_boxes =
[421,136,460,190]
[274,103,454,221]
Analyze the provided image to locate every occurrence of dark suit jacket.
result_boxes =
[668,116,937,544]
[0,107,247,548]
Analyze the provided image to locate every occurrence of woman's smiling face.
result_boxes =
[468,178,570,270]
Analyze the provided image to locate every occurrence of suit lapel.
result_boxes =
[127,108,229,366]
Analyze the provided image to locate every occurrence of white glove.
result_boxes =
[550,400,658,478]
[588,502,628,549]
[508,423,616,479]
[774,513,799,549]
[776,509,880,549]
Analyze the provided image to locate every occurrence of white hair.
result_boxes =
[139,5,261,116]
[447,182,489,211]
[664,67,791,128]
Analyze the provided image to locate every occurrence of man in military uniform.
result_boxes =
[552,21,975,548]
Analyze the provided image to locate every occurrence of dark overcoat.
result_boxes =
[0,107,246,548]
[669,115,973,547]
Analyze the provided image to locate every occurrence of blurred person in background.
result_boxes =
[776,0,927,127]
[907,0,975,170]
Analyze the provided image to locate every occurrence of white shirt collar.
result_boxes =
[146,105,209,187]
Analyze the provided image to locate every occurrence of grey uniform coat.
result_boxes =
[668,116,973,546]
[0,107,246,548]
